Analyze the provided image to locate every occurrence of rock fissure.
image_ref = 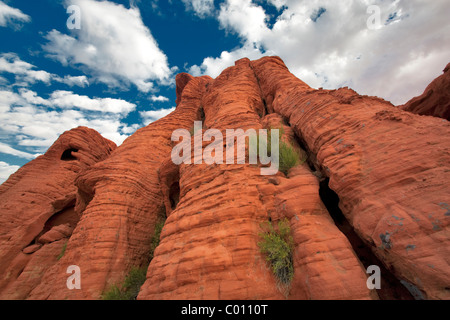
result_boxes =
[0,56,448,300]
[318,178,416,300]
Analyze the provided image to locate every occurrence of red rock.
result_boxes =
[401,62,450,120]
[0,127,116,299]
[37,224,73,244]
[2,241,66,300]
[1,56,449,301]
[26,75,212,300]
[176,73,195,106]
[137,58,374,300]
[251,56,450,300]
[22,244,42,255]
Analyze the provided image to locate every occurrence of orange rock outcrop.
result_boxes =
[0,57,448,300]
[0,127,116,299]
[401,63,450,120]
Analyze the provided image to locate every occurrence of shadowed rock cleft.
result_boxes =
[0,56,448,300]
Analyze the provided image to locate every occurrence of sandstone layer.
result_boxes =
[25,74,211,300]
[0,56,448,300]
[138,58,374,300]
[251,56,450,299]
[0,127,116,299]
[401,63,450,120]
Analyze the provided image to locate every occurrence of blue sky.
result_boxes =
[0,0,449,183]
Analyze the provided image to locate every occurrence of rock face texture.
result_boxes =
[251,57,450,300]
[0,127,116,299]
[401,63,450,120]
[26,74,211,300]
[0,57,448,300]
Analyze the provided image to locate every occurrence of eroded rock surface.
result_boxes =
[0,56,448,300]
[251,56,450,300]
[0,127,116,299]
[401,63,450,120]
[26,75,211,300]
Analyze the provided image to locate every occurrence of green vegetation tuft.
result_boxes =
[278,141,301,175]
[102,214,166,300]
[149,218,165,261]
[258,218,294,288]
[101,285,123,300]
[250,125,305,175]
[57,241,67,260]
[102,267,147,300]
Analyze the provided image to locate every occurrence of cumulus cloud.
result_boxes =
[140,107,175,125]
[149,95,170,102]
[0,1,30,28]
[55,75,89,87]
[0,53,52,84]
[0,142,37,160]
[181,0,215,18]
[0,161,20,184]
[189,42,271,77]
[47,90,136,115]
[0,53,88,87]
[218,0,268,43]
[190,0,450,105]
[0,89,138,158]
[43,0,174,92]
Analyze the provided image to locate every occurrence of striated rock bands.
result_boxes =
[401,63,450,121]
[251,57,450,300]
[0,127,116,299]
[0,56,448,300]
[26,75,211,300]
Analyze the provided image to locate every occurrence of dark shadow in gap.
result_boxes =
[319,178,416,300]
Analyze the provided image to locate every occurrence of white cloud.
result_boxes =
[149,95,170,102]
[181,0,215,18]
[140,107,175,125]
[0,89,21,112]
[190,0,450,105]
[0,53,52,84]
[0,161,20,184]
[43,0,174,92]
[189,42,270,78]
[48,90,136,115]
[0,53,89,87]
[0,142,37,160]
[18,88,49,106]
[121,123,140,135]
[56,75,89,87]
[0,1,30,28]
[16,88,136,115]
[218,0,268,43]
[0,89,139,157]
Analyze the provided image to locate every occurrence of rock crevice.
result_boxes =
[0,56,448,300]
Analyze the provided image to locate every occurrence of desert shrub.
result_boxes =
[149,218,165,261]
[258,218,294,287]
[250,126,304,175]
[122,267,147,299]
[101,285,124,300]
[278,142,301,175]
[102,212,166,300]
[102,267,147,300]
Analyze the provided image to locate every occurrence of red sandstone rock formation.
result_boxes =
[401,63,450,120]
[138,58,374,300]
[0,127,116,299]
[0,56,448,300]
[24,75,212,300]
[251,56,450,299]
